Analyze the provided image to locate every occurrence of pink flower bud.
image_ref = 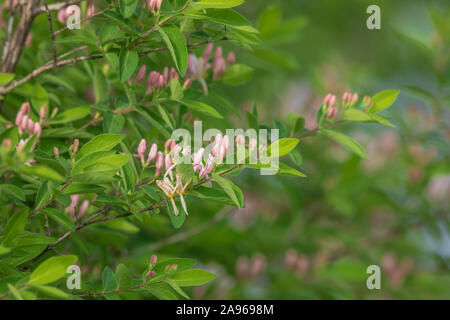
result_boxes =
[213,57,226,81]
[73,139,79,153]
[329,95,336,108]
[146,143,158,165]
[145,270,156,279]
[323,93,332,106]
[193,148,204,165]
[165,153,172,170]
[15,110,24,127]
[249,138,257,149]
[164,139,174,153]
[87,3,96,18]
[40,104,47,122]
[222,135,230,150]
[27,119,35,134]
[183,79,192,89]
[34,122,42,139]
[78,200,89,218]
[150,254,158,265]
[138,139,147,163]
[203,43,213,63]
[342,92,349,104]
[351,93,358,103]
[217,144,226,164]
[68,194,79,220]
[169,67,178,81]
[156,0,162,13]
[53,146,59,157]
[20,114,29,134]
[20,102,30,115]
[214,133,223,150]
[147,0,156,11]
[2,139,12,148]
[136,65,146,85]
[158,74,165,90]
[214,46,223,61]
[155,151,164,177]
[57,8,68,24]
[235,134,245,145]
[226,52,236,66]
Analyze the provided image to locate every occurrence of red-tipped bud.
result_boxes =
[150,254,158,265]
[145,270,156,279]
[136,65,146,85]
[203,43,213,63]
[163,66,169,84]
[73,139,79,153]
[158,74,165,90]
[40,104,47,122]
[226,51,236,66]
[78,200,89,218]
[27,119,35,134]
[214,46,223,61]
[53,146,60,158]
[138,139,147,160]
[155,151,164,177]
[147,143,158,165]
[183,79,192,89]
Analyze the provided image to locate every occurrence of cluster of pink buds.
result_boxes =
[146,0,163,14]
[342,91,358,108]
[134,66,183,95]
[144,254,158,278]
[67,195,90,220]
[186,44,236,94]
[363,95,374,109]
[284,249,309,276]
[69,139,80,156]
[15,102,43,139]
[323,93,338,120]
[137,138,164,176]
[164,263,178,273]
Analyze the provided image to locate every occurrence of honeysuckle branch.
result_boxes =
[36,0,84,14]
[29,178,73,217]
[23,120,347,267]
[42,0,58,67]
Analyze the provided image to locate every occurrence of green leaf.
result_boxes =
[0,126,19,146]
[7,284,23,300]
[94,67,108,103]
[368,113,395,128]
[196,0,244,8]
[158,25,188,76]
[267,138,299,157]
[119,49,139,82]
[177,99,223,119]
[321,129,368,159]
[167,200,186,229]
[0,72,15,86]
[171,269,216,287]
[247,162,306,178]
[72,151,130,176]
[32,284,71,300]
[102,266,117,292]
[115,264,133,289]
[17,165,65,182]
[41,128,93,139]
[31,83,48,112]
[144,282,178,300]
[222,64,254,85]
[50,106,91,125]
[342,109,372,122]
[121,162,135,194]
[62,183,104,195]
[200,8,251,27]
[170,78,184,100]
[2,208,29,246]
[0,184,25,201]
[157,104,175,130]
[166,279,190,299]
[30,255,78,285]
[369,89,400,113]
[119,0,138,18]
[42,208,76,232]
[35,181,52,208]
[76,134,125,160]
[102,11,141,36]
[212,174,243,208]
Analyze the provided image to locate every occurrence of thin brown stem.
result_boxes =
[42,0,57,67]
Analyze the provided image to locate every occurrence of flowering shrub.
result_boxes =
[0,0,427,300]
